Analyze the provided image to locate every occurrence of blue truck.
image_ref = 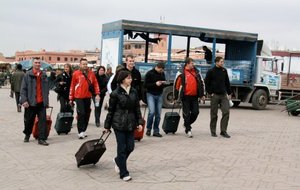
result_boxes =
[101,20,281,109]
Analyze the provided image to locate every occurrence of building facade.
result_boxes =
[15,50,86,64]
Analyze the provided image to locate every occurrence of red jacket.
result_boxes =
[69,70,100,100]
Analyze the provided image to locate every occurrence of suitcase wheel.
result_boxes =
[172,132,175,134]
[165,132,168,134]
[66,132,69,135]
[138,139,141,141]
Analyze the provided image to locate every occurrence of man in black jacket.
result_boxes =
[109,55,142,100]
[144,62,166,137]
[205,56,232,138]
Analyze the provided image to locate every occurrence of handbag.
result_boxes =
[83,72,95,95]
[53,83,63,94]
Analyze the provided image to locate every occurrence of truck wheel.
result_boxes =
[290,111,300,116]
[252,89,268,110]
[162,86,174,108]
[232,101,241,107]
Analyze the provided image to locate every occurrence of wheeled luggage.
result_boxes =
[75,131,111,168]
[162,105,181,134]
[54,112,74,135]
[134,106,146,141]
[32,106,53,139]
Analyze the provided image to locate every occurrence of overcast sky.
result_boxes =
[0,0,299,56]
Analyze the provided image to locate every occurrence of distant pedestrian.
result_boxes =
[54,64,73,112]
[205,56,232,138]
[105,66,113,79]
[174,57,205,138]
[144,62,166,137]
[93,66,109,127]
[20,57,50,146]
[203,46,212,64]
[104,70,143,182]
[69,58,100,139]
[11,64,25,112]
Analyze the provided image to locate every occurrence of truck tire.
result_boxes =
[232,101,241,107]
[252,89,268,110]
[162,86,174,108]
[290,111,300,116]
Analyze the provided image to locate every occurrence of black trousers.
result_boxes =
[75,98,91,133]
[92,94,105,123]
[14,92,21,106]
[23,103,47,140]
[59,95,72,113]
[182,95,199,133]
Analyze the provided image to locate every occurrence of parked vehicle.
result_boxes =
[100,20,281,109]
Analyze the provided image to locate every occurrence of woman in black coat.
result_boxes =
[104,70,143,182]
[54,64,72,112]
[93,66,109,127]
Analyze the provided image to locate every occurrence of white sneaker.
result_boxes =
[122,176,132,181]
[78,132,85,139]
[83,131,88,137]
[187,131,193,138]
[113,158,120,174]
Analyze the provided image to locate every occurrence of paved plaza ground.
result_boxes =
[0,87,299,190]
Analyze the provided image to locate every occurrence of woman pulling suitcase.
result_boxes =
[104,70,144,182]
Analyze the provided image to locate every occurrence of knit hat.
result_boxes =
[117,70,131,84]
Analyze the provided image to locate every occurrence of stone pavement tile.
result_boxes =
[1,88,300,190]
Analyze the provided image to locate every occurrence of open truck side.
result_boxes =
[100,20,280,109]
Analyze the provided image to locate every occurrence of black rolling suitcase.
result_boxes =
[54,112,74,135]
[75,131,111,168]
[162,105,181,134]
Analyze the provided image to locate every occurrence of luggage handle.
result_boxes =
[96,130,111,145]
[47,106,53,117]
[171,102,181,115]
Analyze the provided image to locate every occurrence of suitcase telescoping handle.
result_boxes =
[97,130,111,145]
[172,102,181,115]
[47,106,53,117]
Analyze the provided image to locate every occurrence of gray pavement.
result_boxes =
[0,87,299,190]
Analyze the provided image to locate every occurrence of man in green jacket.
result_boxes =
[11,64,25,112]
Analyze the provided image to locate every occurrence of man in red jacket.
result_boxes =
[69,58,100,139]
[174,58,205,138]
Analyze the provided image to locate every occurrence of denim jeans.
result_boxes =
[114,129,134,178]
[146,92,163,134]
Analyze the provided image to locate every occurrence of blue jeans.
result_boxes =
[146,92,163,134]
[114,129,134,178]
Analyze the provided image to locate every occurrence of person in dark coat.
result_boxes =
[144,62,166,137]
[54,64,73,113]
[93,66,109,127]
[20,57,50,146]
[11,64,25,112]
[205,56,232,138]
[104,70,144,182]
[203,46,212,64]
[109,55,142,100]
